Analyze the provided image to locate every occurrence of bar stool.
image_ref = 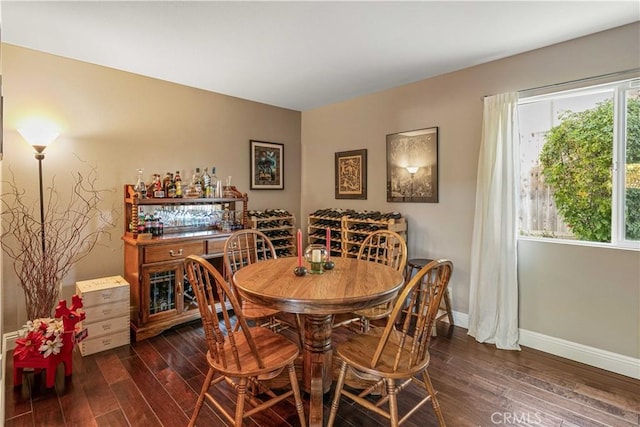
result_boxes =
[404,258,454,326]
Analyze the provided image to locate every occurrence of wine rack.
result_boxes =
[307,209,407,258]
[249,209,296,258]
[308,208,344,258]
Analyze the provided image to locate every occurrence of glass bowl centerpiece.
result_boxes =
[304,244,328,274]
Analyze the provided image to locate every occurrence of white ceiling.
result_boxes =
[2,1,639,111]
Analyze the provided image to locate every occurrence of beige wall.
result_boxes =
[1,44,302,332]
[301,23,640,358]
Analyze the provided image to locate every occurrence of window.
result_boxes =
[517,79,639,248]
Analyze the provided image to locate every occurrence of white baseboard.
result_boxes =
[2,330,21,424]
[451,310,469,329]
[3,330,19,352]
[518,328,640,380]
[1,331,17,425]
[450,310,639,380]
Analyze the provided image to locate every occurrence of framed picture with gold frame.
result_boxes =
[335,149,367,199]
[386,127,438,203]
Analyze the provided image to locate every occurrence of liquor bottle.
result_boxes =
[146,174,156,197]
[210,167,221,198]
[134,169,147,199]
[202,167,212,198]
[167,172,176,198]
[192,168,203,195]
[153,174,164,198]
[174,170,183,198]
[162,172,172,195]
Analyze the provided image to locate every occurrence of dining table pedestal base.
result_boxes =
[302,313,334,426]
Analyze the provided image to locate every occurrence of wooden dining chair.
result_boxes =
[225,229,304,346]
[184,255,307,427]
[327,259,453,427]
[224,229,283,331]
[334,230,407,332]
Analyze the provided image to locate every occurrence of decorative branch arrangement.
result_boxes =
[1,161,117,319]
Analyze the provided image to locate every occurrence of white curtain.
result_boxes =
[468,92,521,350]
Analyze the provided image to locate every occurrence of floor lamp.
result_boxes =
[17,124,60,254]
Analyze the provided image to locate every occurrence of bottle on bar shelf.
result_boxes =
[134,168,147,199]
[146,174,156,197]
[153,174,164,198]
[174,170,183,198]
[202,167,212,198]
[211,167,221,198]
[192,168,203,196]
[162,172,172,197]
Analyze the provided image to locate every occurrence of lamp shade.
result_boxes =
[406,166,419,174]
[17,119,60,153]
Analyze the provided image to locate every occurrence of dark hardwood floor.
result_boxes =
[5,320,640,426]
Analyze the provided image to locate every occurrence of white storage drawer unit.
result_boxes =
[79,330,130,356]
[75,275,131,356]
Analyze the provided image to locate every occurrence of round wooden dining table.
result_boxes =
[233,256,404,426]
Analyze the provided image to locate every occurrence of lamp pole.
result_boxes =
[34,146,46,254]
[17,123,59,256]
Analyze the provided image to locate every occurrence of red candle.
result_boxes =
[297,229,303,267]
[326,227,331,259]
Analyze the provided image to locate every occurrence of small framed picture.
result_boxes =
[250,140,284,190]
[335,149,367,199]
[386,127,439,203]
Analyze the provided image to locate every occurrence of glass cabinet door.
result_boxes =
[149,270,176,315]
[142,263,184,323]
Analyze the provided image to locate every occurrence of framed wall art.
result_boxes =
[335,149,367,199]
[250,140,284,190]
[386,127,439,203]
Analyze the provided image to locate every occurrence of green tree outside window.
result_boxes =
[540,96,640,242]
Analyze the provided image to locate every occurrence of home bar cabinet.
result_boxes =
[122,184,248,341]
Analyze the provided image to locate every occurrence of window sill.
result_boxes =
[517,235,640,252]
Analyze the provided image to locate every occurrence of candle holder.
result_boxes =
[293,266,307,276]
[304,244,328,274]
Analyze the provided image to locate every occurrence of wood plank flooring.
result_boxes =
[5,321,639,426]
